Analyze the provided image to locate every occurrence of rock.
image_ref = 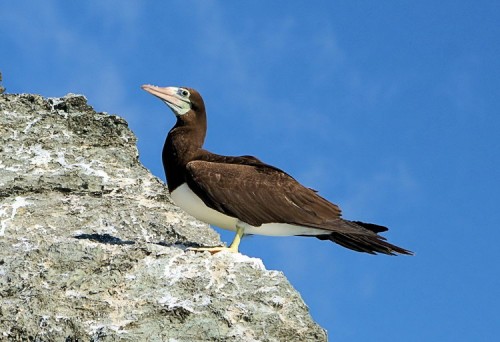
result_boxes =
[0,93,327,341]
[0,72,5,94]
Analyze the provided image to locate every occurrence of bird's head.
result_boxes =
[141,85,205,117]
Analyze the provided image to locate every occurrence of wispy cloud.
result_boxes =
[1,2,142,112]
[339,160,419,219]
[437,54,487,117]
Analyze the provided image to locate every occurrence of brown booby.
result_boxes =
[142,85,412,256]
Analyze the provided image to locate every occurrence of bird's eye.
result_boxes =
[179,89,189,97]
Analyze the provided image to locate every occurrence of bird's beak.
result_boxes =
[141,85,183,109]
[142,84,192,116]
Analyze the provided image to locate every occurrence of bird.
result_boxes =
[141,85,412,256]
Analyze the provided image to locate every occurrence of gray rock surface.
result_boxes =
[0,92,327,341]
[0,73,5,94]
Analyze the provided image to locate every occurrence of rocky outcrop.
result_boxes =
[0,73,5,94]
[0,92,327,341]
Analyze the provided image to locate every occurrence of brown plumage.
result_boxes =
[142,85,413,255]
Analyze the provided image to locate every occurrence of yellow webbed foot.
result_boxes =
[187,223,245,255]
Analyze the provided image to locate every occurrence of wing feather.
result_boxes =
[185,159,343,229]
[183,158,413,255]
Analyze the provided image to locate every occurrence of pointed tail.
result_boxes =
[317,220,413,256]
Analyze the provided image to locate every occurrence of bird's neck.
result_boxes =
[163,123,206,192]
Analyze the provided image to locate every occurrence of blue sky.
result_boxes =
[2,1,499,340]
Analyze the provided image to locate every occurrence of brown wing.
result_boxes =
[185,158,413,255]
[185,159,347,230]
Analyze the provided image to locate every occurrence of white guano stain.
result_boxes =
[29,144,52,166]
[0,196,31,236]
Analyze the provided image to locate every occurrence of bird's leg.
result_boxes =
[227,222,245,251]
[187,223,245,255]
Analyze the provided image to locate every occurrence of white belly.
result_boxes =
[170,183,328,237]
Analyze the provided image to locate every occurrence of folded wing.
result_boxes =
[185,159,351,231]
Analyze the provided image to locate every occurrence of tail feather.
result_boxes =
[317,221,413,256]
[351,220,388,233]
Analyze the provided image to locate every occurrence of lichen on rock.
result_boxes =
[0,92,327,341]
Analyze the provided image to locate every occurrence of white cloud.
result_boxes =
[340,161,419,218]
[2,2,148,121]
[438,54,486,116]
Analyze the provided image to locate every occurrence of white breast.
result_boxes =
[171,183,238,231]
[170,183,329,237]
